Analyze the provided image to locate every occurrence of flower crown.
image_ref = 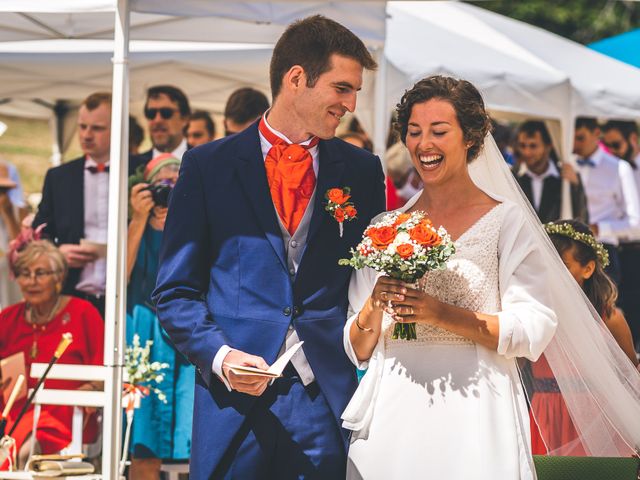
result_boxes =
[544,222,609,268]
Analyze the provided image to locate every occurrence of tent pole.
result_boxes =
[102,0,129,478]
[373,46,388,164]
[560,81,575,220]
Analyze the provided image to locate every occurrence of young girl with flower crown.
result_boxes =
[546,219,637,365]
[529,219,638,455]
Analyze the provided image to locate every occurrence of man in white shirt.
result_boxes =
[573,116,640,284]
[601,120,640,348]
[130,85,191,172]
[33,92,112,317]
[514,120,588,223]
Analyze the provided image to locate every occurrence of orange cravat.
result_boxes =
[259,117,319,235]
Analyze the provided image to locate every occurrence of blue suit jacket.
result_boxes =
[153,123,385,478]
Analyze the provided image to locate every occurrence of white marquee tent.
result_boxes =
[0,2,388,478]
[2,1,640,477]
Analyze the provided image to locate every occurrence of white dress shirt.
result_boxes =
[212,117,318,390]
[576,145,640,245]
[152,138,188,161]
[518,160,559,211]
[75,156,109,295]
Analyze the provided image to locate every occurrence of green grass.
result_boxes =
[0,114,82,203]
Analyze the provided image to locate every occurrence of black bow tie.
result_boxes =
[86,165,109,174]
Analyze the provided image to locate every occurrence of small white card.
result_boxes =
[225,341,304,378]
[80,239,108,259]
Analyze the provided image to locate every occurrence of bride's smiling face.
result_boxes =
[405,99,469,186]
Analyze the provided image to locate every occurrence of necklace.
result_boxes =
[25,296,62,359]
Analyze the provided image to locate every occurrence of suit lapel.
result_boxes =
[306,140,346,243]
[71,158,85,240]
[539,176,560,222]
[518,175,534,209]
[235,125,288,271]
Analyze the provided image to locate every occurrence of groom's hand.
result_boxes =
[222,349,271,396]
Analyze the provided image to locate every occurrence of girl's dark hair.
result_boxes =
[549,219,617,318]
[394,75,491,162]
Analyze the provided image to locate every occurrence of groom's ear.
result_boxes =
[283,65,305,92]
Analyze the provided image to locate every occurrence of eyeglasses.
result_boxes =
[604,141,623,151]
[16,269,58,281]
[144,107,179,120]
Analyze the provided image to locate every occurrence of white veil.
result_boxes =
[471,134,640,456]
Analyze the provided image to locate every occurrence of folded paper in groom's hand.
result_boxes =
[225,341,304,378]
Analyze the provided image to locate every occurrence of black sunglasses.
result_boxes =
[144,107,178,120]
[604,141,623,150]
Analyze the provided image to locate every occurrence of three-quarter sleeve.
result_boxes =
[496,204,557,361]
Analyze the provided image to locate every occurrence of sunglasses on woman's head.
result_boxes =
[144,107,178,120]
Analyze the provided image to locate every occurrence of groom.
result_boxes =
[153,15,386,479]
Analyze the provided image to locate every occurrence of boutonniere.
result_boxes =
[325,187,357,237]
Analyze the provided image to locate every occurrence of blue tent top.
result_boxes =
[589,28,640,68]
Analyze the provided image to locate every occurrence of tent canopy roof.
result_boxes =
[0,1,386,46]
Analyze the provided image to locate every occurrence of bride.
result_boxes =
[342,76,640,479]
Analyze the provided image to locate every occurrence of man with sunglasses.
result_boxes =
[573,116,640,285]
[131,85,191,172]
[154,15,385,479]
[601,120,640,350]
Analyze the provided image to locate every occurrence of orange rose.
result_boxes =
[327,188,350,204]
[409,223,441,247]
[368,226,397,250]
[396,243,414,259]
[345,205,357,218]
[393,213,411,227]
[334,207,345,223]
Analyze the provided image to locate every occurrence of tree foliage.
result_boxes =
[466,0,640,44]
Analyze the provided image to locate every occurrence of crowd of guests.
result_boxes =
[0,80,638,475]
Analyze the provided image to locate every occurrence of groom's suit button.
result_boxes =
[283,307,292,316]
[289,268,295,276]
[290,240,298,248]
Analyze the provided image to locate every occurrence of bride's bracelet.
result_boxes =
[355,313,374,332]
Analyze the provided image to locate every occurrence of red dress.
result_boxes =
[0,297,104,453]
[529,354,586,455]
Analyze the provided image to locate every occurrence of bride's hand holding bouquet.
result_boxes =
[340,210,455,340]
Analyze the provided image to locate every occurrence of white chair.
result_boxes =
[28,363,106,460]
[0,365,106,480]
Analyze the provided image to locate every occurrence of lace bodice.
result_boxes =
[385,204,504,346]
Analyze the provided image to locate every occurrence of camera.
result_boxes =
[145,181,173,207]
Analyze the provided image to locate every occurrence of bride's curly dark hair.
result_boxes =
[394,75,491,162]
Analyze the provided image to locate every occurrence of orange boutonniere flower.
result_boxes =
[325,187,357,237]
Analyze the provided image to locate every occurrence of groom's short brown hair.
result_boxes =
[269,15,377,99]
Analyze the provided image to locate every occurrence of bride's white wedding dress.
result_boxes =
[343,196,557,479]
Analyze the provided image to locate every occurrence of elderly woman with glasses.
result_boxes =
[0,239,103,466]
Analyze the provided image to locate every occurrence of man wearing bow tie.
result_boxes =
[573,116,640,283]
[154,15,385,479]
[33,92,112,316]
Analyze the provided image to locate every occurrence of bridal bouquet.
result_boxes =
[339,210,455,340]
